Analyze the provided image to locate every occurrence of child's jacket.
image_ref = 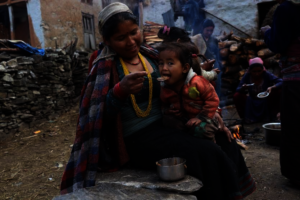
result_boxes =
[160,68,219,119]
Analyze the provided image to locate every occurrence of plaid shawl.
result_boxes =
[60,45,158,194]
[60,53,129,194]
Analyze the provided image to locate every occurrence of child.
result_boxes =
[157,42,220,141]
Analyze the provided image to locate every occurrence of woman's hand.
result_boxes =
[119,71,148,95]
[186,118,202,127]
[215,112,234,142]
[266,86,274,94]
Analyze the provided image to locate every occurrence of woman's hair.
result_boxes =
[101,12,138,40]
[249,63,264,71]
[157,42,202,75]
[203,19,215,29]
[158,26,191,43]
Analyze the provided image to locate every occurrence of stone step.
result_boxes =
[53,183,197,200]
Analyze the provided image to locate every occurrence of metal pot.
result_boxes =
[262,123,281,146]
[156,157,187,182]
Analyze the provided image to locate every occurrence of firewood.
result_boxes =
[235,50,243,55]
[145,21,163,26]
[256,40,266,47]
[258,48,275,58]
[263,54,280,68]
[228,54,240,65]
[218,31,234,41]
[247,50,256,55]
[236,140,249,150]
[220,48,229,59]
[224,65,242,75]
[230,43,242,52]
[230,35,245,42]
[245,38,260,45]
[218,40,237,49]
[146,38,163,42]
[247,54,256,61]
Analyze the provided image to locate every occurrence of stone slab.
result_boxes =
[53,183,197,200]
[97,169,203,194]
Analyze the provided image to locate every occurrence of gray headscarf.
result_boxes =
[98,2,133,34]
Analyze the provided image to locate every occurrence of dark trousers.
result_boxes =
[280,82,300,181]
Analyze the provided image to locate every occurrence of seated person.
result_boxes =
[234,57,282,123]
[158,42,220,142]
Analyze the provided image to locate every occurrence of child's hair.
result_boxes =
[157,42,202,76]
[158,26,191,43]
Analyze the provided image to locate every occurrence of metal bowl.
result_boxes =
[262,123,281,146]
[156,157,187,182]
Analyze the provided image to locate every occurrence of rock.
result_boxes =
[17,57,34,65]
[7,59,18,68]
[96,169,203,194]
[0,92,7,98]
[52,183,197,200]
[20,114,34,119]
[3,74,14,82]
[0,65,5,71]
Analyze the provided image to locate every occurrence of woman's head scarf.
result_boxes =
[248,57,266,72]
[98,2,133,34]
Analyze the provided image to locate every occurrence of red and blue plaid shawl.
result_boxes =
[60,54,129,194]
[60,45,160,194]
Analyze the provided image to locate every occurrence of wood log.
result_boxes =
[257,48,275,58]
[239,55,248,65]
[247,54,256,61]
[218,31,234,41]
[224,65,242,75]
[263,54,280,68]
[230,43,242,52]
[236,140,249,150]
[220,48,229,59]
[235,50,243,55]
[247,50,256,56]
[146,38,163,42]
[230,35,245,42]
[145,21,163,26]
[218,40,237,49]
[256,40,266,47]
[228,54,240,65]
[239,70,246,80]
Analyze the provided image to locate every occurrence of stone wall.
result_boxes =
[0,50,88,140]
[39,0,103,49]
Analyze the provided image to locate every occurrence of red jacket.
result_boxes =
[160,70,219,119]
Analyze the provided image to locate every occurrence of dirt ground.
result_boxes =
[0,105,299,200]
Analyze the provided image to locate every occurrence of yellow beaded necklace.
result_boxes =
[120,53,153,118]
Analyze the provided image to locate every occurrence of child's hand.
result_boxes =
[186,118,202,127]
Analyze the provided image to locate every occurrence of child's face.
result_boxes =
[158,50,189,86]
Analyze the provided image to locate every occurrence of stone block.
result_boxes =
[3,74,14,82]
[7,59,18,68]
[52,183,197,200]
[17,57,34,65]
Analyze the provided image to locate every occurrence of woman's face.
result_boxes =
[104,20,142,59]
[203,26,214,39]
[249,66,264,80]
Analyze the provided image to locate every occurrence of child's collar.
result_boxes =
[185,68,197,85]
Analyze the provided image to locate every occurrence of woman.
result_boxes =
[234,57,282,123]
[201,19,223,98]
[61,3,256,199]
[261,0,300,186]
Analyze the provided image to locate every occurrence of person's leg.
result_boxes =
[233,92,247,119]
[267,87,281,121]
[280,82,300,182]
[125,124,248,200]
